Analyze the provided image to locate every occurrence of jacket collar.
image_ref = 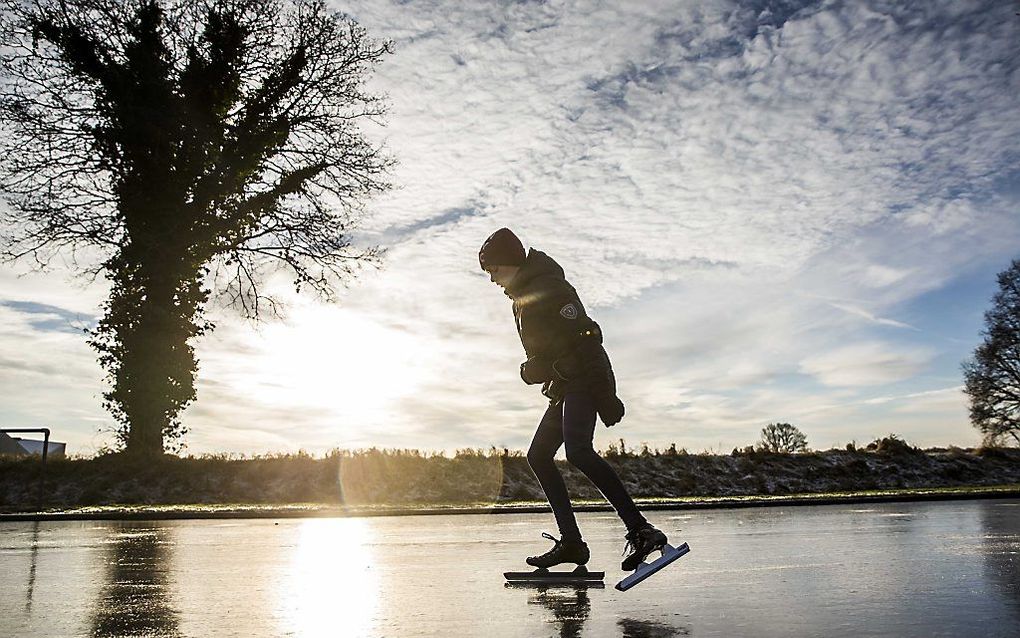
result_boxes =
[506,248,565,299]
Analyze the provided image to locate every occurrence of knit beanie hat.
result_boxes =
[478,227,526,271]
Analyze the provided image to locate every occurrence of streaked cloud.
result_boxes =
[1,0,1017,454]
[0,300,95,334]
[827,302,916,330]
[800,341,935,387]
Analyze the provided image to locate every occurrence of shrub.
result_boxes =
[975,445,1010,459]
[605,438,630,458]
[867,434,921,456]
[661,443,687,456]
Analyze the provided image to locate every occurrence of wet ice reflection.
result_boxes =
[510,582,690,637]
[979,502,1020,625]
[277,518,379,637]
[23,521,39,615]
[524,585,592,638]
[89,524,180,637]
[3,499,1020,637]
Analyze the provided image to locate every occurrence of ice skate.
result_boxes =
[615,524,689,592]
[526,532,590,568]
[504,533,603,586]
[621,524,667,571]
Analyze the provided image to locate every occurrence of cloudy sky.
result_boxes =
[1,0,1018,456]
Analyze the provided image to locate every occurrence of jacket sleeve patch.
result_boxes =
[559,303,578,319]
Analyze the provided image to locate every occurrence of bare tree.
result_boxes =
[757,422,808,454]
[963,259,1020,446]
[0,0,392,457]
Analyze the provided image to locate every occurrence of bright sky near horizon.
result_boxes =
[1,0,1018,456]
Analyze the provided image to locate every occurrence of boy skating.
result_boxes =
[479,227,669,574]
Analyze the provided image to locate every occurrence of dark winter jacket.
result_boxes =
[505,248,623,420]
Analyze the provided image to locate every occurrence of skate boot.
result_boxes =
[621,523,668,571]
[526,532,590,569]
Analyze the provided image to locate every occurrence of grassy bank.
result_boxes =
[2,484,1019,521]
[2,440,1019,517]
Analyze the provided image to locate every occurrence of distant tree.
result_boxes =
[963,259,1020,446]
[757,422,808,453]
[0,0,392,457]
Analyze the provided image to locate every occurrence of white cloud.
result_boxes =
[0,275,111,454]
[800,341,935,387]
[2,0,1018,454]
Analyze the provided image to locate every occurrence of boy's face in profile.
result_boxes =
[486,265,519,289]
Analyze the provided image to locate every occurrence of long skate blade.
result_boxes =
[504,579,606,589]
[505,567,605,585]
[614,542,690,592]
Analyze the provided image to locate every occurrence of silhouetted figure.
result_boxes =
[480,228,668,570]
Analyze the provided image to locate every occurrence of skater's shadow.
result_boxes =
[522,584,592,638]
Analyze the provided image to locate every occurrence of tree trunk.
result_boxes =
[97,253,204,459]
[120,277,176,458]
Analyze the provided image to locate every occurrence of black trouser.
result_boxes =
[527,391,647,542]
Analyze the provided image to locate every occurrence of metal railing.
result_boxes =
[1,428,52,462]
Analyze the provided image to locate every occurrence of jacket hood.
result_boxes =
[506,248,564,298]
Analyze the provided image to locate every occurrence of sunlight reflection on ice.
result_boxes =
[277,519,378,637]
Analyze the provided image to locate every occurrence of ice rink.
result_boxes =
[2,499,1019,637]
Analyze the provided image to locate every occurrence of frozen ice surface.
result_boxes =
[2,499,1019,637]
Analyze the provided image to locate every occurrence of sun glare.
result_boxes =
[250,307,429,429]
[277,518,380,637]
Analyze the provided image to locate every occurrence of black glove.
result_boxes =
[520,357,554,385]
[587,344,623,426]
[597,394,625,427]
